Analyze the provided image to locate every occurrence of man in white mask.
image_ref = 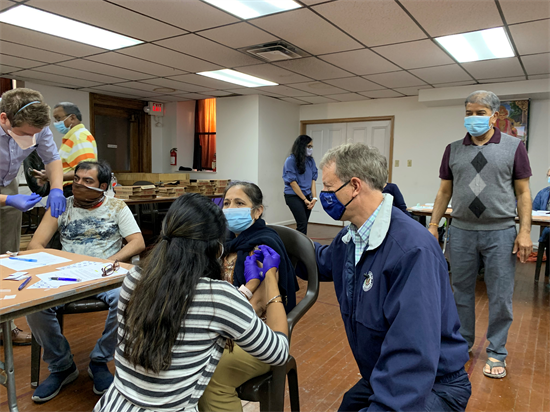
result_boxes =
[0,87,65,346]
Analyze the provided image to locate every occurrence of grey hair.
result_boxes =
[320,143,387,191]
[54,102,82,121]
[465,90,500,113]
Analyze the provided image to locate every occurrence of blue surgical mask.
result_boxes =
[547,176,550,184]
[464,115,492,137]
[306,147,314,157]
[223,207,254,234]
[320,181,355,220]
[53,115,71,135]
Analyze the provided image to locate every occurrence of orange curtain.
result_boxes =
[196,99,216,169]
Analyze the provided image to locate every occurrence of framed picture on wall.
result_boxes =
[496,99,530,149]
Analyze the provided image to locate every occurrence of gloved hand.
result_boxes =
[244,254,265,283]
[46,188,66,218]
[258,245,281,274]
[5,193,42,212]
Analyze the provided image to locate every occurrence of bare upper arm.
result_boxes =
[28,209,59,250]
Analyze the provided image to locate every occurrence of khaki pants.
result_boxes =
[0,178,22,333]
[198,345,270,412]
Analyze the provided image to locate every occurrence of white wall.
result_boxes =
[258,95,300,224]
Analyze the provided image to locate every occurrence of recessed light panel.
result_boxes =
[197,69,278,87]
[435,27,515,63]
[0,5,143,50]
[203,0,301,19]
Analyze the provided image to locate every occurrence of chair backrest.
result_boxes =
[267,224,319,341]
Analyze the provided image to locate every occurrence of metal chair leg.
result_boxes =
[535,241,546,282]
[30,334,41,388]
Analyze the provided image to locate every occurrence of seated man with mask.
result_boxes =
[26,160,145,403]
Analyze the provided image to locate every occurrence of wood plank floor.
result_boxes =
[2,223,549,412]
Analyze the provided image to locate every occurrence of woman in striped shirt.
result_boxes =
[94,193,289,412]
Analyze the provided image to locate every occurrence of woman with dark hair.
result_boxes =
[94,193,289,412]
[283,135,318,235]
[198,181,297,412]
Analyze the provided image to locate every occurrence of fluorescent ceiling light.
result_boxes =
[198,69,278,87]
[435,27,514,63]
[0,5,143,50]
[203,0,301,19]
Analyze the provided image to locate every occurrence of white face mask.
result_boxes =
[8,129,36,150]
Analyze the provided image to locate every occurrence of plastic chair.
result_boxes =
[534,227,549,282]
[236,224,319,412]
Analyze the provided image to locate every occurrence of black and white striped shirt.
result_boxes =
[99,268,289,412]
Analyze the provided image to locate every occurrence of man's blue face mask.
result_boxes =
[320,180,355,220]
[464,115,492,137]
[53,115,71,135]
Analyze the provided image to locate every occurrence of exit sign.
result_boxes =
[147,101,164,116]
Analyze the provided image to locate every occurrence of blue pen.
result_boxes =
[9,257,38,262]
[18,276,32,291]
[50,277,81,282]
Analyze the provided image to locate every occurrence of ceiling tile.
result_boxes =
[359,89,404,99]
[432,80,478,87]
[320,49,400,76]
[119,44,220,73]
[410,64,473,84]
[0,23,105,57]
[0,40,74,63]
[274,57,351,80]
[142,77,212,93]
[235,64,310,84]
[521,53,550,75]
[93,84,162,97]
[165,73,239,90]
[529,73,550,80]
[176,92,221,100]
[0,0,15,12]
[393,85,433,96]
[91,52,186,77]
[364,71,427,88]
[251,8,362,55]
[199,22,279,49]
[509,20,550,55]
[108,81,176,94]
[26,0,186,42]
[255,85,314,97]
[34,64,127,83]
[298,96,339,104]
[78,87,140,99]
[399,0,503,37]
[0,54,48,69]
[299,0,331,5]
[109,0,238,32]
[372,40,454,69]
[313,0,426,47]
[152,95,191,102]
[480,76,527,83]
[225,87,285,98]
[203,90,233,97]
[0,64,22,74]
[324,76,384,92]
[461,57,524,79]
[13,69,100,88]
[327,93,370,102]
[59,58,155,81]
[279,97,310,105]
[156,34,260,68]
[288,81,347,95]
[499,0,550,24]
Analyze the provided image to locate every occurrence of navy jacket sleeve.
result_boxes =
[314,241,333,282]
[533,187,549,210]
[367,247,445,412]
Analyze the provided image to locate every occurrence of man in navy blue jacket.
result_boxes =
[316,143,471,411]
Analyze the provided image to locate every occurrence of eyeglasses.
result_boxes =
[102,260,120,277]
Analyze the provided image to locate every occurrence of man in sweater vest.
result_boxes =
[429,90,532,379]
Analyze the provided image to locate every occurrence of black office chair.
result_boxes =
[236,224,319,412]
[534,227,549,282]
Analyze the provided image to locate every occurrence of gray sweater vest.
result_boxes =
[449,133,519,230]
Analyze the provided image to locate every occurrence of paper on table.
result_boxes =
[532,211,550,216]
[28,280,58,289]
[4,272,29,281]
[36,263,128,288]
[0,252,71,271]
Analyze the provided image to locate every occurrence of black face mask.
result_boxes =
[72,182,105,209]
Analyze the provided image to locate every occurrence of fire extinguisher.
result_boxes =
[170,148,177,166]
[212,152,217,172]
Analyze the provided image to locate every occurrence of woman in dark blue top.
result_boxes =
[282,135,318,235]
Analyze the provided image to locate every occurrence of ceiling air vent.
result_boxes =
[245,41,305,62]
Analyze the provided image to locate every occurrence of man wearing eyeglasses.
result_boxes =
[0,88,66,346]
[26,160,145,403]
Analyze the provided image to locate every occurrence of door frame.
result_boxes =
[300,116,395,182]
[89,93,152,173]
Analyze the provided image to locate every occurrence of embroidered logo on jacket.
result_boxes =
[363,271,374,292]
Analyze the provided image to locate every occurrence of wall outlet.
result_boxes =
[407,160,412,167]
[394,160,399,167]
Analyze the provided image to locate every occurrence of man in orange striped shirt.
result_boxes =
[53,102,97,197]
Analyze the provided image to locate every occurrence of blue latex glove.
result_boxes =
[244,254,265,283]
[46,188,66,218]
[258,245,281,274]
[5,193,42,212]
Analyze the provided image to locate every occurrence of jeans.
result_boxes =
[26,288,120,372]
[339,369,471,412]
[449,226,516,361]
[284,194,312,235]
